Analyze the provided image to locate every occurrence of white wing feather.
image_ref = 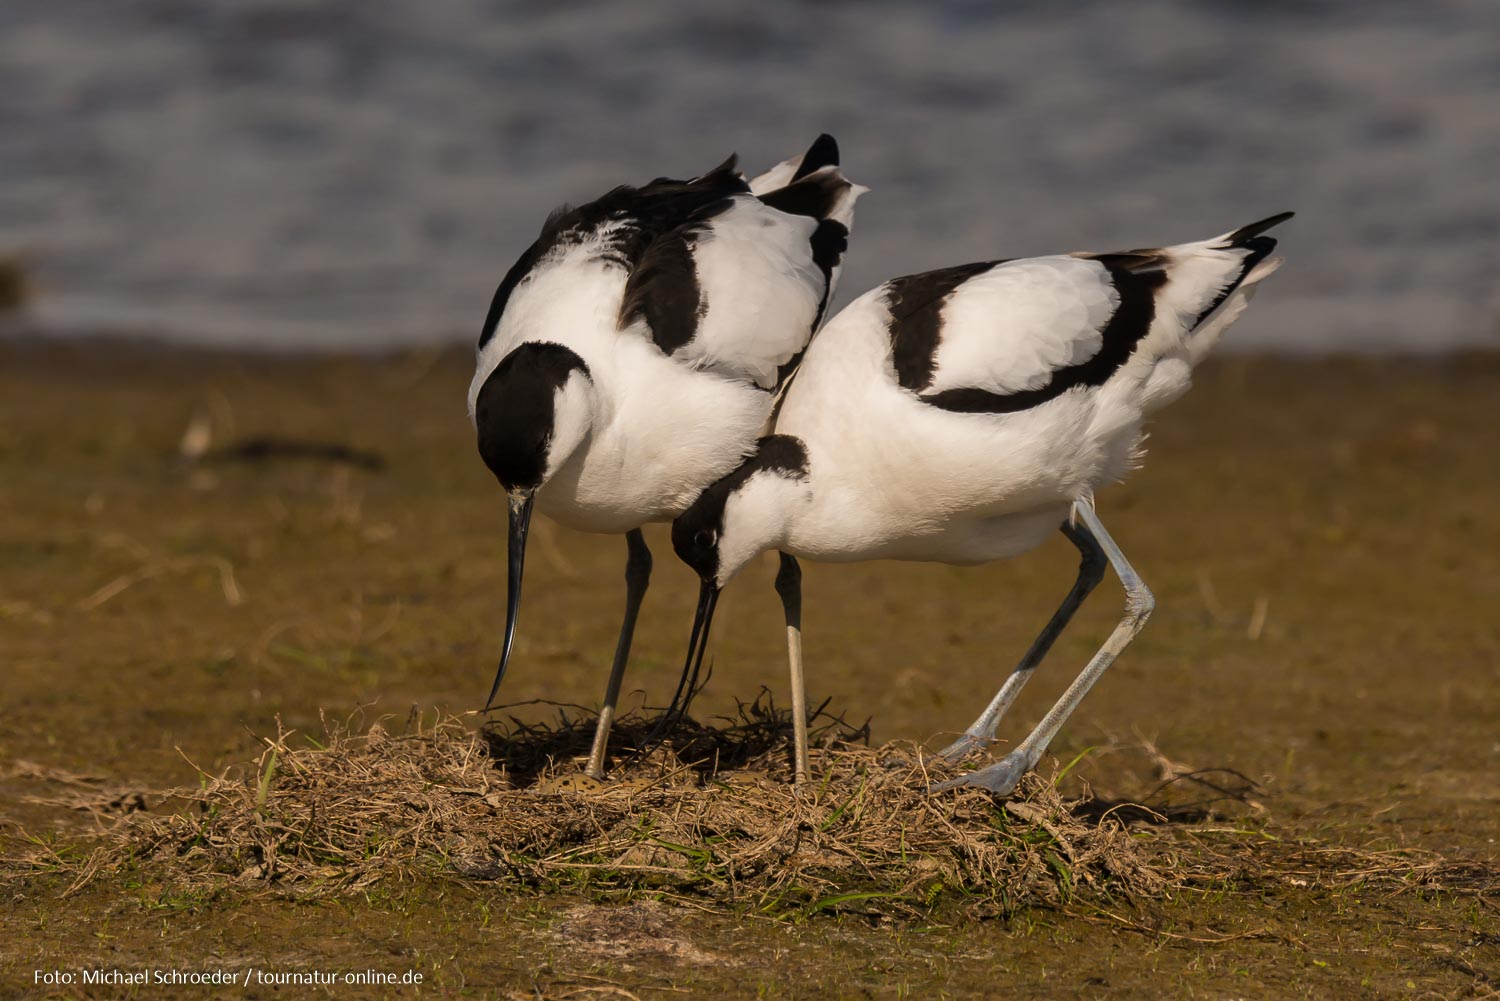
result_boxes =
[748,154,801,195]
[678,195,825,389]
[926,257,1120,396]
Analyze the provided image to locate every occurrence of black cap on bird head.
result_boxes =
[473,342,591,492]
[472,341,591,711]
[671,434,811,589]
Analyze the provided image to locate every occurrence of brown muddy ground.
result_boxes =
[2,340,1498,998]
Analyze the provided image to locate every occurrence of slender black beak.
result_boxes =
[641,578,719,750]
[483,490,534,710]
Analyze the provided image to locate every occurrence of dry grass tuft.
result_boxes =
[8,700,1497,921]
[8,701,1165,916]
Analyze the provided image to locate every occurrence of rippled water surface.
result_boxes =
[3,1,1497,350]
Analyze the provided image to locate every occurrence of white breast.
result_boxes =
[542,339,772,533]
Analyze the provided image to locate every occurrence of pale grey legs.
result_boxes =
[774,553,810,786]
[584,528,651,780]
[932,500,1154,796]
[938,516,1107,762]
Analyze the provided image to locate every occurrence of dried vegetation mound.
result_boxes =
[12,703,1167,915]
[13,701,1496,920]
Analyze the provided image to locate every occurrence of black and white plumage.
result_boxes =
[669,212,1293,793]
[469,136,865,779]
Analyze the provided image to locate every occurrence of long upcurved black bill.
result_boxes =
[640,579,719,752]
[483,491,534,710]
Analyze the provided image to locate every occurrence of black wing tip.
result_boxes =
[758,169,853,220]
[1228,211,1295,246]
[792,134,840,181]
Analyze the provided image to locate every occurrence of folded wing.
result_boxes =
[879,213,1292,414]
[621,138,864,390]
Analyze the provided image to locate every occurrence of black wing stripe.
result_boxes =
[917,259,1167,415]
[765,218,854,389]
[619,230,703,355]
[809,219,849,315]
[884,261,1003,393]
[479,166,748,349]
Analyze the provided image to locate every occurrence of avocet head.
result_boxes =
[471,342,593,493]
[672,434,811,589]
[667,435,811,712]
[469,341,594,710]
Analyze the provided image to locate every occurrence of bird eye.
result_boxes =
[694,529,716,549]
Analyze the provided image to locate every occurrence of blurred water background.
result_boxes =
[2,0,1496,352]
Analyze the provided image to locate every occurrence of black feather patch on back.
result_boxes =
[616,191,738,355]
[809,219,849,307]
[763,217,854,391]
[884,261,1002,393]
[619,223,711,355]
[478,163,749,349]
[771,186,854,387]
[918,257,1168,415]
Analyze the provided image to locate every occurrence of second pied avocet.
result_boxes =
[667,212,1293,794]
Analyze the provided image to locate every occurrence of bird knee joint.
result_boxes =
[1125,589,1155,622]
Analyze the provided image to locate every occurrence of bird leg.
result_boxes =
[938,515,1107,762]
[933,501,1153,796]
[774,552,809,786]
[584,528,652,780]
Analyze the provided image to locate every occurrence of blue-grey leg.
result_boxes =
[938,515,1107,762]
[774,553,810,786]
[932,500,1154,796]
[584,528,652,780]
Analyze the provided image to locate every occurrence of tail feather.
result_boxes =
[1178,212,1293,367]
[1126,212,1296,397]
[761,164,866,387]
[1184,211,1294,333]
[753,136,867,394]
[749,134,840,194]
[758,167,863,227]
[792,133,839,181]
[1105,212,1292,417]
[1220,210,1296,247]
